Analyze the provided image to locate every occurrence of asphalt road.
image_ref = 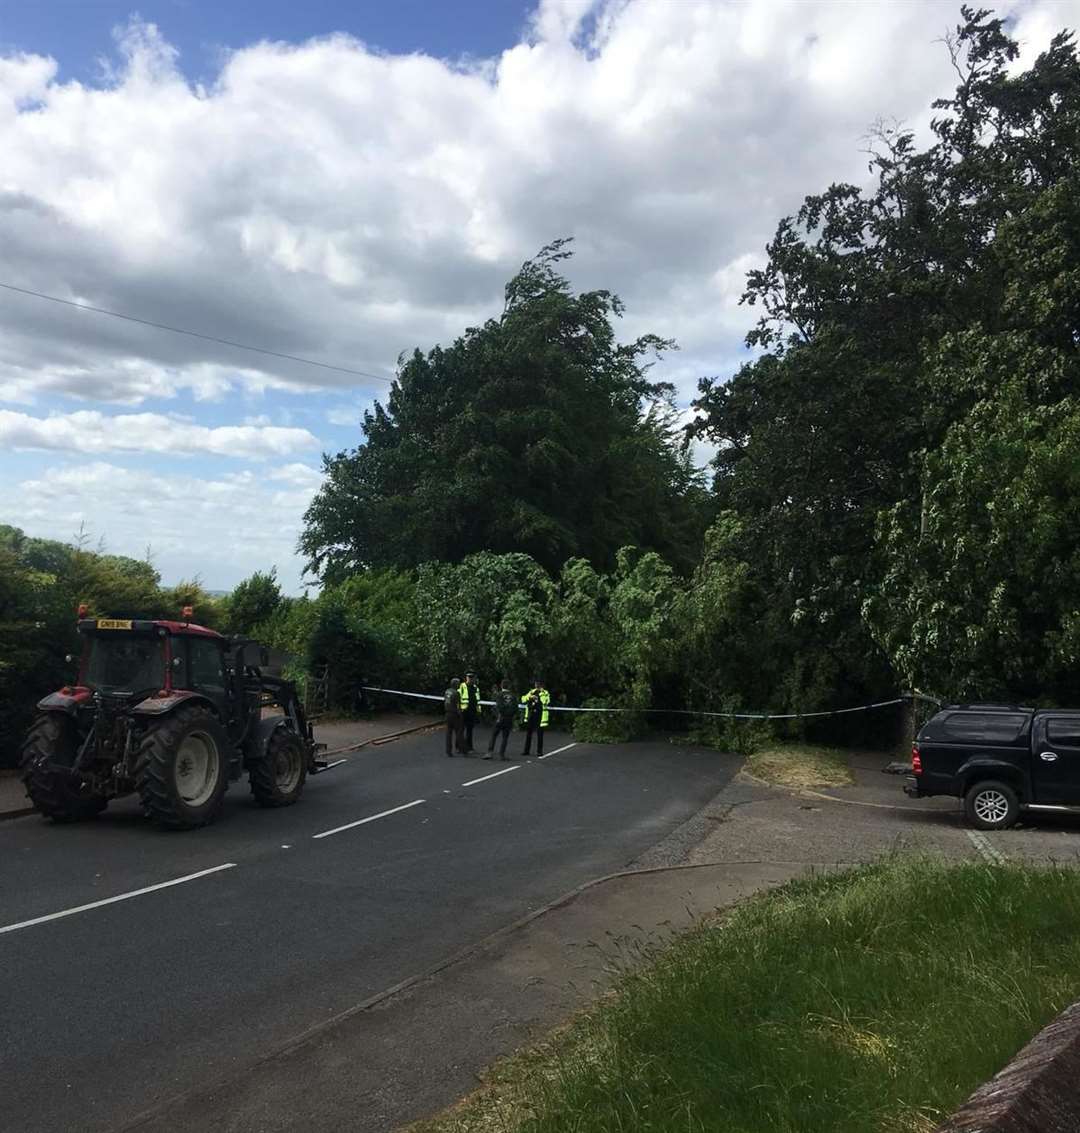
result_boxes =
[0,728,738,1133]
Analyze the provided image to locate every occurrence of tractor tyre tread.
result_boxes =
[249,727,307,808]
[20,713,107,822]
[135,706,229,830]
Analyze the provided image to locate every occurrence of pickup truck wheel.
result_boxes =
[964,780,1019,831]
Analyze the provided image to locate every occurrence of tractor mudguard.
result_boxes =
[246,715,289,766]
[36,688,93,715]
[131,690,213,717]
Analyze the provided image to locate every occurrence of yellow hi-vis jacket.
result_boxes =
[459,681,479,714]
[520,687,550,727]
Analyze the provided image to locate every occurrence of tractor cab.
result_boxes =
[72,615,233,707]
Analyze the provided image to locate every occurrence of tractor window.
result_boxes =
[189,638,225,691]
[85,635,165,693]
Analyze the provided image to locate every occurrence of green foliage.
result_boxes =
[868,386,1080,702]
[73,553,163,620]
[301,240,708,579]
[409,552,558,691]
[572,700,643,744]
[0,545,74,765]
[686,716,775,758]
[688,9,1080,711]
[224,568,282,636]
[160,579,225,629]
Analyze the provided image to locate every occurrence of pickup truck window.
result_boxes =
[940,712,1028,742]
[1046,719,1080,745]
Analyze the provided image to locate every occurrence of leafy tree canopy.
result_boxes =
[301,240,708,580]
[689,6,1080,707]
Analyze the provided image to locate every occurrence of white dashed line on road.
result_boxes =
[0,862,238,937]
[312,799,427,840]
[966,828,1007,864]
[538,742,578,760]
[462,765,521,787]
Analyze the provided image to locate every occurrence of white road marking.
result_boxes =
[0,863,237,937]
[321,759,347,771]
[462,765,521,787]
[312,799,426,840]
[538,742,578,761]
[966,828,1006,864]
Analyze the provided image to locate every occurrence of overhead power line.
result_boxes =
[0,280,395,384]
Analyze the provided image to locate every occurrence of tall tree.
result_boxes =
[689,7,1080,707]
[301,241,707,579]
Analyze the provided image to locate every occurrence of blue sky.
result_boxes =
[1,0,1075,593]
[0,1,533,79]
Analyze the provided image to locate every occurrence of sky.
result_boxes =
[1,0,1078,594]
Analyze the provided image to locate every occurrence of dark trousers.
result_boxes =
[522,721,545,756]
[445,713,465,755]
[463,710,478,751]
[487,719,513,758]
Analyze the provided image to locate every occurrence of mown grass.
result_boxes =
[411,858,1080,1133]
[746,742,856,789]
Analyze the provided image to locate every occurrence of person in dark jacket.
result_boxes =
[485,678,517,760]
[444,677,466,757]
[459,671,480,753]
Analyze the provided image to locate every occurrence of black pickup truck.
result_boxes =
[905,704,1080,829]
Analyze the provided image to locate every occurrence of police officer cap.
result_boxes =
[466,670,476,677]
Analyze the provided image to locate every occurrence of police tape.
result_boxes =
[359,686,935,721]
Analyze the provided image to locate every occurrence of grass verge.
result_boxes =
[410,858,1080,1133]
[746,742,856,789]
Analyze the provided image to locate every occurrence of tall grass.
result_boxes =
[416,859,1080,1133]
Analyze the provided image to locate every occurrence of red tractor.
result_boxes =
[21,613,328,829]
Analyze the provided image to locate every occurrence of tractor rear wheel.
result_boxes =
[249,727,307,808]
[136,706,229,829]
[20,713,108,822]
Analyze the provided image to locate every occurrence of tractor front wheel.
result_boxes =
[21,713,108,822]
[249,727,307,808]
[136,706,230,829]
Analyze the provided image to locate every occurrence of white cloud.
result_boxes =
[267,462,325,488]
[1,461,324,592]
[325,395,377,427]
[326,405,361,426]
[1,1,1076,412]
[0,409,320,458]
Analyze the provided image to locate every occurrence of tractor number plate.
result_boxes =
[97,619,133,630]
